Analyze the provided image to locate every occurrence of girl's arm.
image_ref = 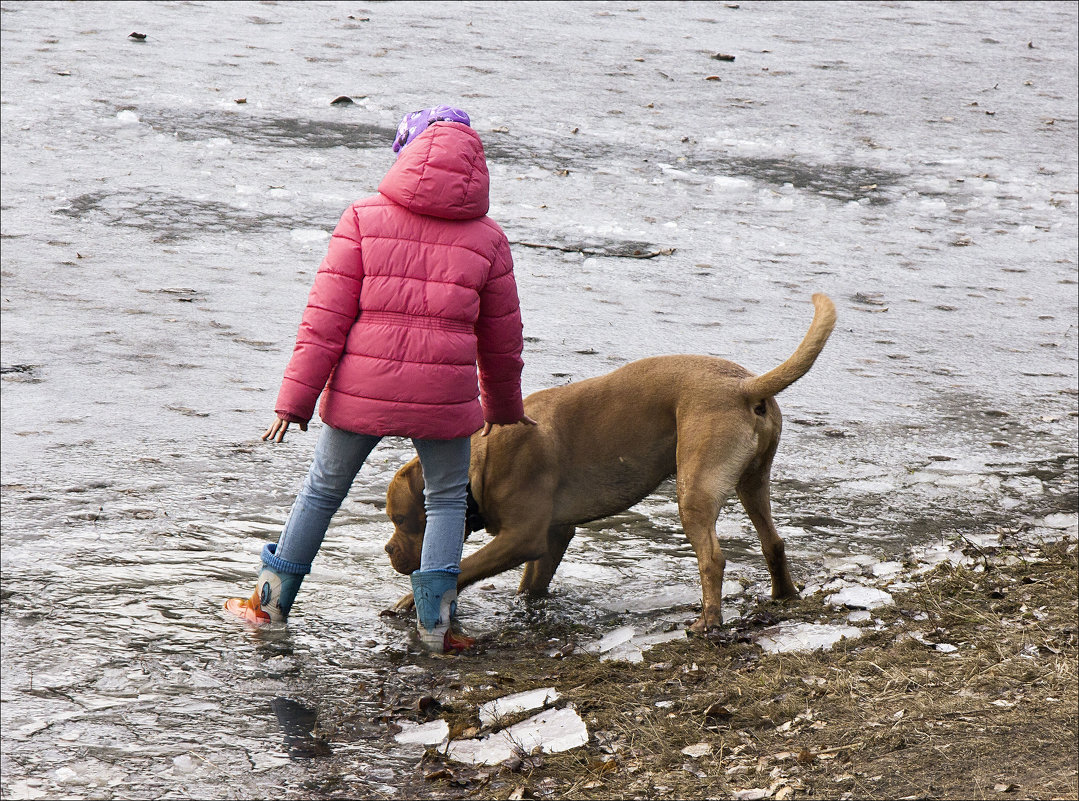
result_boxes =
[272,207,365,427]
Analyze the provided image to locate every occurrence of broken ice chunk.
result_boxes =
[447,707,588,765]
[479,687,560,726]
[393,719,449,746]
[826,585,894,610]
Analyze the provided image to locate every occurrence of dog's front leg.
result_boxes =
[392,517,552,612]
[518,525,575,596]
[456,519,551,592]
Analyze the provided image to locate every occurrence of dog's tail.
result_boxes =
[741,293,836,400]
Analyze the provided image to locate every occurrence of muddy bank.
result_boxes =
[237,516,1079,801]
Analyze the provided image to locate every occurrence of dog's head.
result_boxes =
[384,457,427,574]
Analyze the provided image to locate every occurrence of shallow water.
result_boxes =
[1,1,1076,797]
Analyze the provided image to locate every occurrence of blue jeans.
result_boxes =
[267,425,470,575]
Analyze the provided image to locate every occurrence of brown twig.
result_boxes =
[510,241,676,259]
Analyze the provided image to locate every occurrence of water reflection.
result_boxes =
[271,697,332,759]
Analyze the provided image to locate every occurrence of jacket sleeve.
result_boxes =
[274,207,364,424]
[475,235,525,424]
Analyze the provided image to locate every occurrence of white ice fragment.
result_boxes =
[681,742,712,758]
[290,228,331,243]
[583,626,637,654]
[933,473,990,489]
[847,610,872,624]
[5,781,47,800]
[756,622,862,654]
[393,718,449,745]
[821,578,851,592]
[713,176,753,192]
[871,561,904,578]
[824,554,876,573]
[250,751,290,772]
[1037,512,1077,531]
[964,531,1003,548]
[172,755,197,773]
[732,789,771,801]
[911,544,970,572]
[840,479,895,494]
[600,629,687,663]
[723,581,744,597]
[826,586,894,610]
[479,687,559,727]
[12,721,49,740]
[1004,476,1043,496]
[446,707,588,766]
[935,643,959,654]
[116,110,140,124]
[54,767,80,783]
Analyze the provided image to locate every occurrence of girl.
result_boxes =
[225,106,535,653]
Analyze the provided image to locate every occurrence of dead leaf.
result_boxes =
[703,702,733,721]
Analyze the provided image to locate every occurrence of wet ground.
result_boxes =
[1,1,1076,798]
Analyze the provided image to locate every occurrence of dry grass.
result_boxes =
[404,537,1078,800]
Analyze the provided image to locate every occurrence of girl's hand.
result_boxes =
[263,415,307,443]
[482,414,538,437]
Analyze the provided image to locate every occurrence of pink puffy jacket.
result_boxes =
[273,121,525,440]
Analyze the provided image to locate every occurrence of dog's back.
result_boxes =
[475,294,835,528]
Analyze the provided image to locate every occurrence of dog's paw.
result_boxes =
[688,613,723,635]
[393,592,416,612]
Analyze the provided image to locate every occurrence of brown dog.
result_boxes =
[384,294,836,632]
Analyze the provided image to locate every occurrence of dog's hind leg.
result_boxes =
[518,525,575,596]
[676,443,752,632]
[737,459,798,600]
[677,478,733,633]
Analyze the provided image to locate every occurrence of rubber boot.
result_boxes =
[410,569,474,653]
[224,544,306,625]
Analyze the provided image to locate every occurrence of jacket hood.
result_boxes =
[378,121,490,220]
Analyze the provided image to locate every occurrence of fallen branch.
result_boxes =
[510,241,676,259]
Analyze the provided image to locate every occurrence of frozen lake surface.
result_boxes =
[1,1,1076,797]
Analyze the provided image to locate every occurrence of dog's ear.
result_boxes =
[405,457,426,495]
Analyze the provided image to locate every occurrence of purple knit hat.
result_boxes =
[392,105,471,156]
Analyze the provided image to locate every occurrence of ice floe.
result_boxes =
[446,707,588,766]
[756,622,862,654]
[479,687,560,726]
[583,626,688,663]
[826,585,895,610]
[393,719,449,746]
